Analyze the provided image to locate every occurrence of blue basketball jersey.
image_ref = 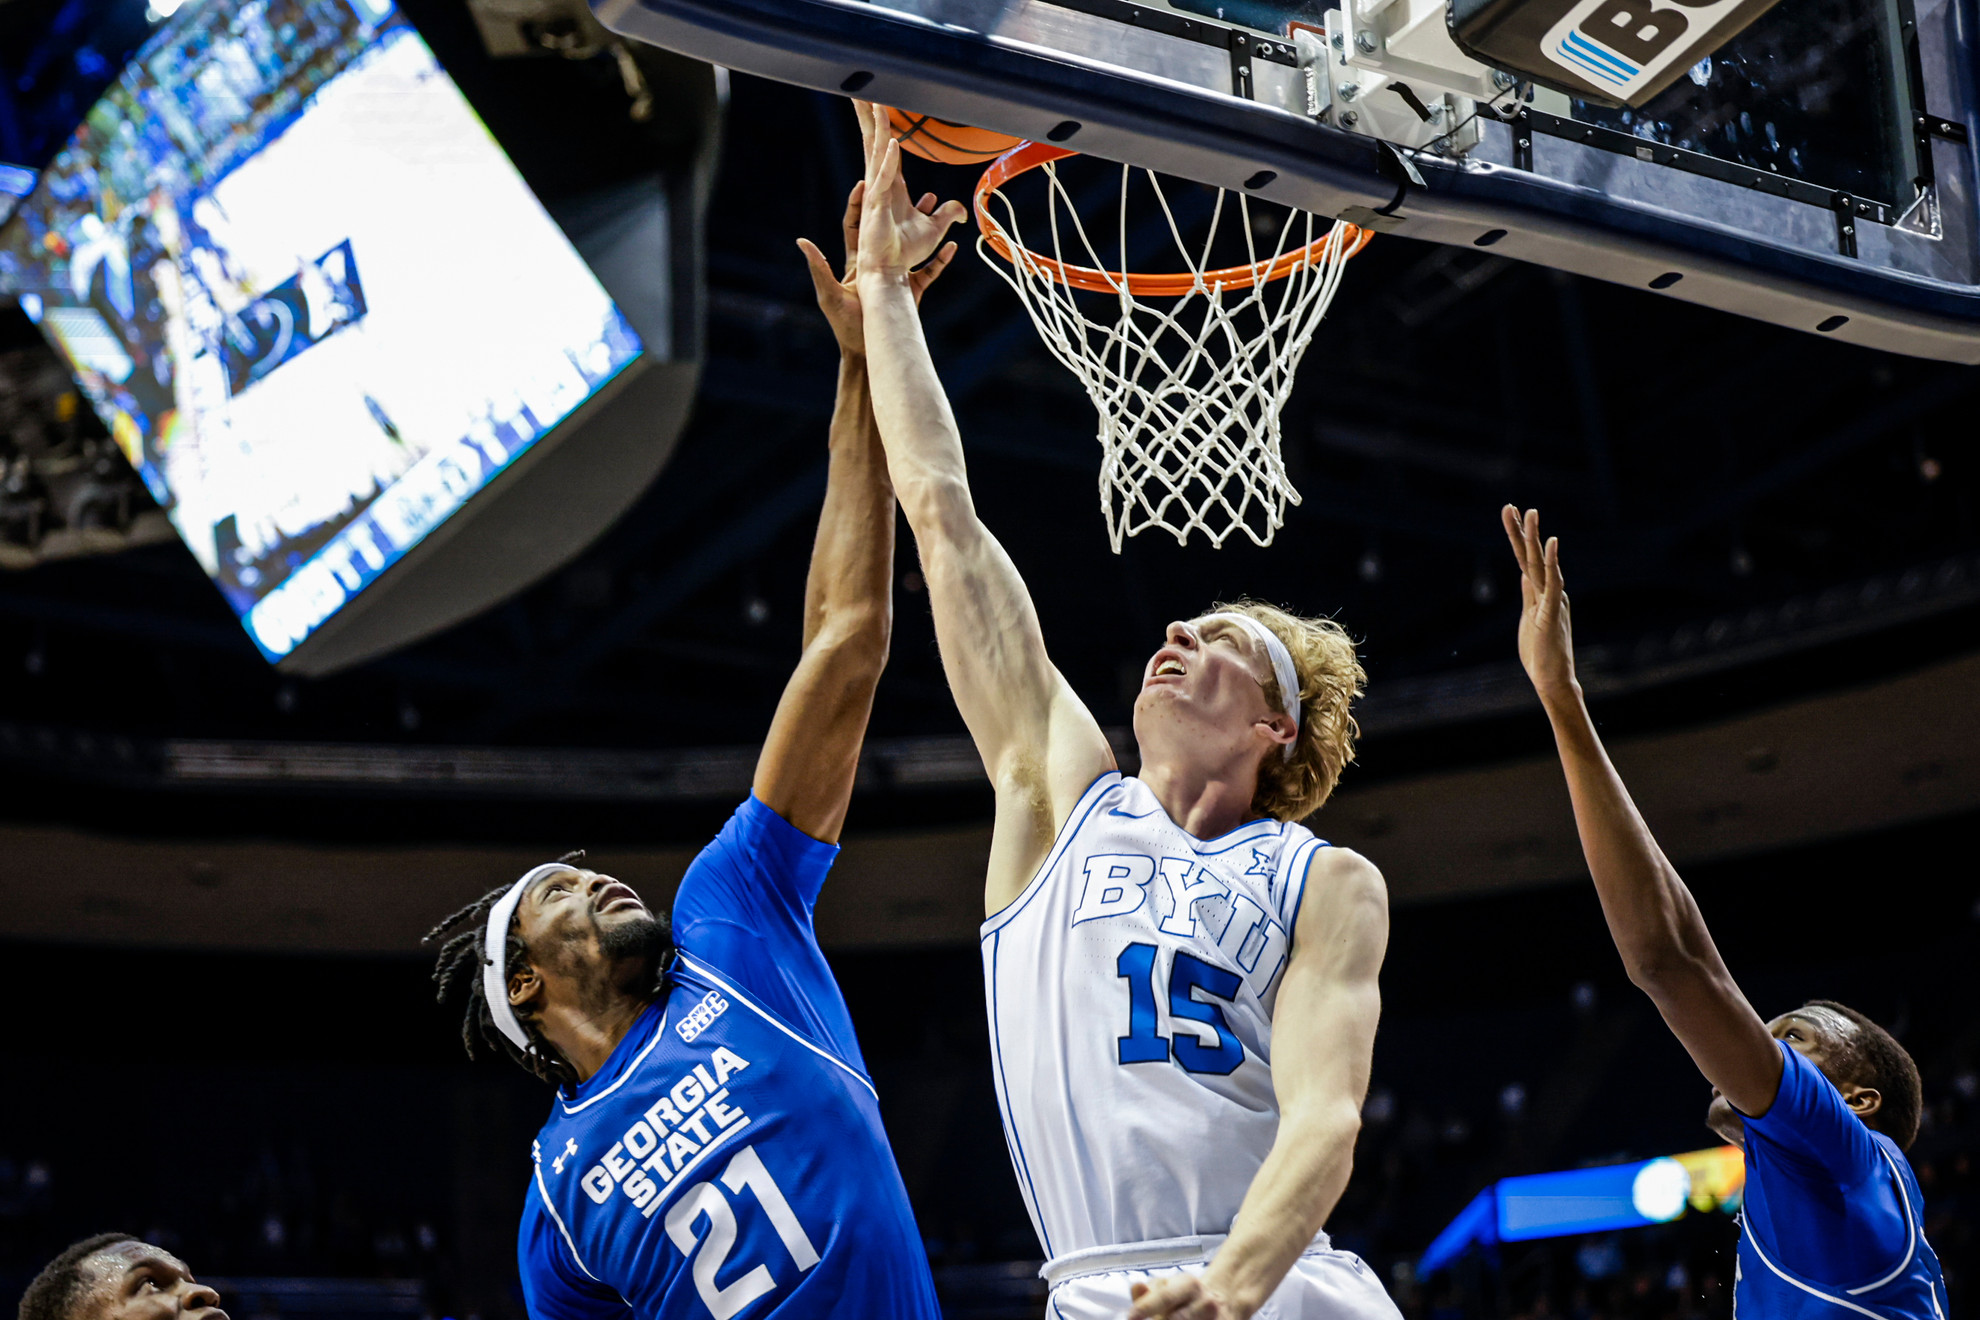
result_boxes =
[517,795,941,1320]
[1735,1041,1948,1319]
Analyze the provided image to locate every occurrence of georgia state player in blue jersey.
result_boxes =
[422,186,955,1320]
[1504,507,1949,1320]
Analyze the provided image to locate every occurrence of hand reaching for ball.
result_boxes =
[798,178,956,357]
[853,99,968,288]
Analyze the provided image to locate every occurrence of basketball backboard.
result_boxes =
[592,0,1980,361]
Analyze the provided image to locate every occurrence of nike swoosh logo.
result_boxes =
[1107,806,1159,819]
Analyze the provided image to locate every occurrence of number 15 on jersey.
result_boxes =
[1116,941,1245,1076]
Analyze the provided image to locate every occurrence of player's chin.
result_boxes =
[1704,1094,1745,1146]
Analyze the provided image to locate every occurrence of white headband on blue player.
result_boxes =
[1201,612,1300,761]
[483,861,582,1054]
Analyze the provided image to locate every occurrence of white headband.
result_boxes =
[484,862,579,1054]
[1202,612,1300,761]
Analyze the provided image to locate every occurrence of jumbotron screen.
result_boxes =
[0,0,642,659]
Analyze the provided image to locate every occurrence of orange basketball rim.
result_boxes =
[974,142,1373,298]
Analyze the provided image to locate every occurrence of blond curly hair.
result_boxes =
[1208,599,1365,822]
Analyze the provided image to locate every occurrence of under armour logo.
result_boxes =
[551,1137,578,1175]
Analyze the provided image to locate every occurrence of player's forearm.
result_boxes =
[800,353,895,659]
[857,272,977,538]
[1204,1100,1361,1316]
[1541,687,1723,991]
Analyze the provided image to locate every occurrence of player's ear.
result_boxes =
[508,961,544,1011]
[1258,713,1296,751]
[1846,1085,1883,1122]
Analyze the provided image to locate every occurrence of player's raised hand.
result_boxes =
[1128,1274,1243,1320]
[853,99,966,283]
[1503,504,1577,703]
[799,179,959,354]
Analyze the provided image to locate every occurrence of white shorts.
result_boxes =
[1041,1233,1403,1320]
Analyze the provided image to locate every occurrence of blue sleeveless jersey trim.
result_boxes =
[986,927,1052,1257]
[981,770,1121,939]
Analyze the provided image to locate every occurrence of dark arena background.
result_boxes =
[1,0,1977,1316]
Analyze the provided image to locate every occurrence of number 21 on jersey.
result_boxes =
[1115,941,1245,1075]
[665,1145,820,1319]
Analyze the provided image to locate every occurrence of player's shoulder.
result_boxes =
[1303,842,1386,894]
[1292,844,1388,933]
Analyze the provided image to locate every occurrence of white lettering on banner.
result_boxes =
[248,554,350,656]
[1073,854,1155,925]
[1156,858,1227,937]
[465,420,510,469]
[1540,0,1745,100]
[521,353,591,428]
[350,525,387,571]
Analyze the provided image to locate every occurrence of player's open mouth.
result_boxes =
[597,885,644,914]
[1154,659,1187,678]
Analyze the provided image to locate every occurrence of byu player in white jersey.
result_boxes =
[852,104,1402,1320]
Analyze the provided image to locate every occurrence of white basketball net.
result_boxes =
[977,159,1360,550]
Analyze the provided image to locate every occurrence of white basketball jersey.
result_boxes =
[980,772,1330,1257]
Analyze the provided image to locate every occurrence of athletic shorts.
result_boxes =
[1041,1233,1403,1320]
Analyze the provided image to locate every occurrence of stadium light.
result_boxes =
[1418,1146,1744,1276]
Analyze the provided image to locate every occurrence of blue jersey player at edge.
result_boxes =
[423,188,958,1320]
[1504,507,1948,1319]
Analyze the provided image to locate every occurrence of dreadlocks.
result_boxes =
[423,850,673,1090]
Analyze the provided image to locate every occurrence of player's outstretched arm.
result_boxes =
[750,184,956,843]
[852,101,1115,907]
[1503,505,1782,1116]
[1132,849,1387,1320]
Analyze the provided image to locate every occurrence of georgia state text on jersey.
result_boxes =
[519,796,941,1320]
[981,772,1331,1257]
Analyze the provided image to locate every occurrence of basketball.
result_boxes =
[885,106,1024,165]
